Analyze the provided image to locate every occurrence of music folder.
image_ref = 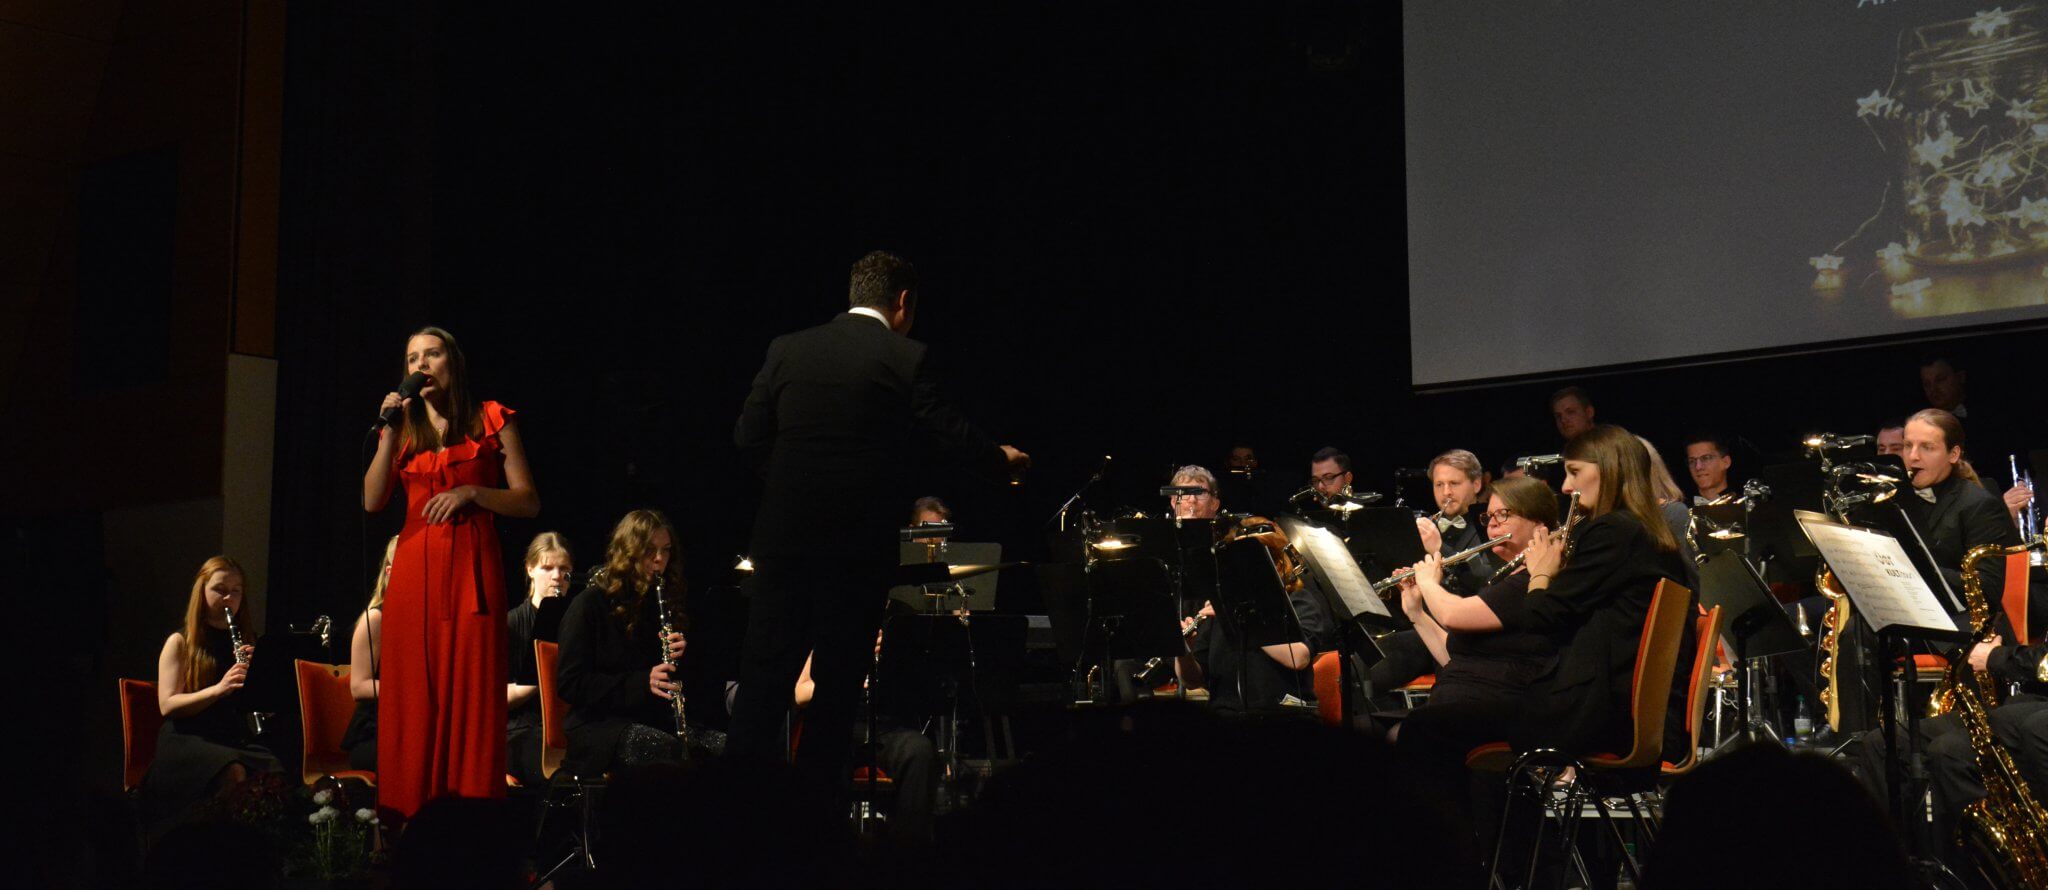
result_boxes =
[1795,510,1964,640]
[1276,515,1392,627]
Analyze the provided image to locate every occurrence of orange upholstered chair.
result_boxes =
[295,660,375,786]
[119,679,163,793]
[1662,605,1725,778]
[535,640,569,780]
[1312,651,1342,728]
[1465,579,1695,888]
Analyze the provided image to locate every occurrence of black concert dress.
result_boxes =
[143,629,282,822]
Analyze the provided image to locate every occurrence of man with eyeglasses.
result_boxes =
[1683,434,1734,503]
[1309,446,1354,501]
[1167,465,1334,713]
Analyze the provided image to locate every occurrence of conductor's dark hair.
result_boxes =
[849,250,919,310]
[1311,447,1351,473]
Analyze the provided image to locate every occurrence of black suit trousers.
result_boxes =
[728,559,891,787]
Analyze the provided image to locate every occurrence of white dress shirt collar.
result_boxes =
[847,306,892,329]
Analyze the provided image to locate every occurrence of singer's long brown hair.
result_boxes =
[398,325,483,459]
[179,556,245,693]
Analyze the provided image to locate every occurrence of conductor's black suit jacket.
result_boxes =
[735,312,1007,565]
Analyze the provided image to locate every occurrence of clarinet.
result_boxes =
[222,605,266,737]
[654,576,690,759]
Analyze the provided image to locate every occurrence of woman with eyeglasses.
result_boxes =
[1393,475,1561,715]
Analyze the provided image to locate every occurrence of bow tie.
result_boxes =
[1436,514,1467,532]
[1914,486,1938,504]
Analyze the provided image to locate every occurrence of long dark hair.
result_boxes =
[1563,424,1679,552]
[179,556,245,693]
[398,325,482,459]
[597,510,684,636]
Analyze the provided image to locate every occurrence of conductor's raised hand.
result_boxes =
[649,662,678,700]
[1001,445,1031,472]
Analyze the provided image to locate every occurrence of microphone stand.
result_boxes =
[1047,457,1111,532]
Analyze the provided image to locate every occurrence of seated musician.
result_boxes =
[145,556,281,825]
[1638,436,1702,591]
[1419,448,1502,591]
[1308,446,1355,503]
[1169,465,1338,713]
[1876,419,1907,457]
[792,623,940,844]
[506,531,572,786]
[1891,409,2022,600]
[341,537,398,772]
[1864,560,2048,860]
[558,510,695,774]
[1395,426,1692,832]
[1683,432,1735,503]
[1393,476,1561,724]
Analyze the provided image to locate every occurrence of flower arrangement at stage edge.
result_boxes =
[1830,6,2048,274]
[297,781,380,880]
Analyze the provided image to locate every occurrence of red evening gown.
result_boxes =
[377,401,513,819]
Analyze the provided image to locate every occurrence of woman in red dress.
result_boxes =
[362,326,539,820]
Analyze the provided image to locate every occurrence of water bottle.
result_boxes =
[1793,695,1814,742]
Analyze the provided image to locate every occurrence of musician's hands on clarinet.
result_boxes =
[649,661,679,700]
[214,652,251,696]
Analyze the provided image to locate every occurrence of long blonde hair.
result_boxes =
[1564,425,1679,552]
[1636,436,1687,505]
[368,535,398,611]
[599,510,683,634]
[179,556,245,693]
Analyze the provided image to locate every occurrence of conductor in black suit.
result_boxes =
[728,250,1029,786]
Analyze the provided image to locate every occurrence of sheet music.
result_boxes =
[1277,517,1387,619]
[1795,511,1960,636]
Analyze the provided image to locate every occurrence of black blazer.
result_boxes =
[556,585,669,776]
[735,313,1007,562]
[1488,511,1691,758]
[1887,474,2023,605]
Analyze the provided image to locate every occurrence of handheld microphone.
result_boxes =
[373,372,431,432]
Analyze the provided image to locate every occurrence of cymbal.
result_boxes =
[947,561,1028,580]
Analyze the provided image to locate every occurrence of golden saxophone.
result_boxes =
[654,576,690,760]
[1815,566,1855,733]
[1937,540,2048,888]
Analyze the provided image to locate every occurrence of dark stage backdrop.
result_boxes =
[268,3,2043,719]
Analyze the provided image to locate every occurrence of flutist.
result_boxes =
[1390,476,1562,720]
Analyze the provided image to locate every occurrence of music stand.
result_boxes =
[1749,461,1826,584]
[1698,551,1807,750]
[1076,557,1186,703]
[1797,510,1967,838]
[1209,535,1306,711]
[1279,515,1391,722]
[1332,507,1428,601]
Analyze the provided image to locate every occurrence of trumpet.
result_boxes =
[1373,534,1510,594]
[2014,455,2041,565]
[654,576,690,759]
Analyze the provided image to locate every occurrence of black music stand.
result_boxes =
[1797,510,1969,843]
[1278,515,1391,723]
[1076,557,1186,703]
[1749,461,1826,585]
[1698,551,1808,750]
[1209,535,1306,711]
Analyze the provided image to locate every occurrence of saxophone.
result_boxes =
[654,575,690,760]
[1815,567,1855,732]
[1938,540,2048,888]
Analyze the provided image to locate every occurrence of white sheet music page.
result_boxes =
[1795,511,1960,636]
[1277,517,1386,619]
